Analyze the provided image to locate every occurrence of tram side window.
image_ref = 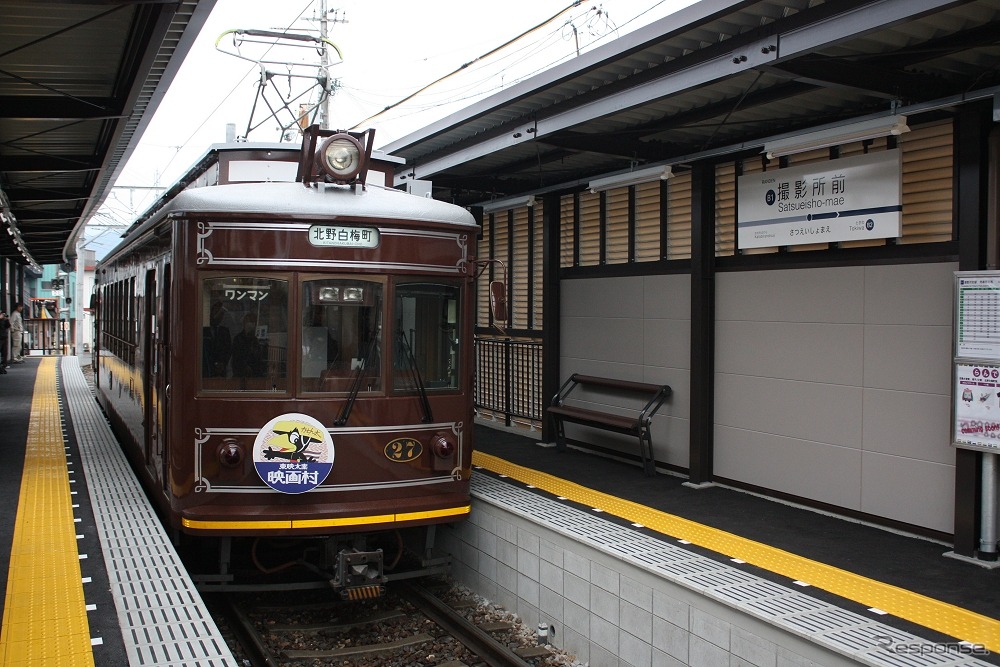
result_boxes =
[393,283,460,391]
[201,277,289,392]
[300,279,382,393]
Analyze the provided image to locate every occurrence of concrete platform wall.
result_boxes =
[443,491,878,667]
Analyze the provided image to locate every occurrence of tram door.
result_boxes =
[142,264,170,488]
[143,270,156,469]
[158,264,171,491]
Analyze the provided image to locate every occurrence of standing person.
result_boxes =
[202,301,232,377]
[231,313,266,377]
[0,311,9,373]
[9,302,24,363]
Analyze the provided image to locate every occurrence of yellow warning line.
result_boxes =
[473,451,1000,652]
[0,359,94,666]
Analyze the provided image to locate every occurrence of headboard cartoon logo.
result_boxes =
[253,413,334,494]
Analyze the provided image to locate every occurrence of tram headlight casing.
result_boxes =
[317,134,363,182]
[298,125,375,188]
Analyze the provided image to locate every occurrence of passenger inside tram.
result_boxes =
[232,313,267,378]
[202,301,231,377]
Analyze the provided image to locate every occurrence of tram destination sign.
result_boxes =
[737,150,902,249]
[308,224,380,249]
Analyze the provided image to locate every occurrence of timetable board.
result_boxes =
[955,272,1000,361]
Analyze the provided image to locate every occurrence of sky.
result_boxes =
[83,0,698,254]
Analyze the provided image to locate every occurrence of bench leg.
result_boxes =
[552,416,567,452]
[639,429,656,476]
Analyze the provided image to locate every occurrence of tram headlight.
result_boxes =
[298,125,374,188]
[219,439,244,468]
[317,134,364,183]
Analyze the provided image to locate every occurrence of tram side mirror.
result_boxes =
[489,281,508,324]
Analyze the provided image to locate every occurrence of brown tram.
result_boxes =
[92,127,492,595]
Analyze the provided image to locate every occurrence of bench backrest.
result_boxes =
[570,373,668,396]
[553,374,672,418]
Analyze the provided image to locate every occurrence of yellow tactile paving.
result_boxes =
[473,450,1000,652]
[0,358,94,667]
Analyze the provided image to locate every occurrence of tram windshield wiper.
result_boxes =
[334,317,381,427]
[396,328,434,424]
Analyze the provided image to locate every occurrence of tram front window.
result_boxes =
[393,283,460,391]
[301,279,382,393]
[201,277,289,392]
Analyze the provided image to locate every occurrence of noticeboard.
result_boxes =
[954,271,1000,452]
[954,362,1000,452]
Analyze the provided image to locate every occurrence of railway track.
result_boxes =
[211,579,563,667]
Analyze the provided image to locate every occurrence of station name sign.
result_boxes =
[308,224,380,249]
[737,150,902,249]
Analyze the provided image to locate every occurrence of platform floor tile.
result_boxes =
[61,358,237,667]
[1,359,94,666]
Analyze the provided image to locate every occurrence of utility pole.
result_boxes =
[319,0,329,128]
[318,2,347,129]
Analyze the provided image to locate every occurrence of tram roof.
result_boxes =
[165,181,478,228]
[0,0,217,269]
[112,140,472,240]
[101,179,477,262]
[381,0,1000,207]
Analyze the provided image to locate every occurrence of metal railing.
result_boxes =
[25,319,65,356]
[474,334,543,428]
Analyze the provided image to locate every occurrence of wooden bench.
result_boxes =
[547,374,672,476]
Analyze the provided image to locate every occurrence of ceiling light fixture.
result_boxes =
[763,115,909,160]
[588,165,673,193]
[482,195,538,213]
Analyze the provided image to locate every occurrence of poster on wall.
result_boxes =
[737,150,902,249]
[955,272,1000,361]
[954,363,1000,452]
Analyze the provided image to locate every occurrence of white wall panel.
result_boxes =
[715,374,863,448]
[562,316,645,366]
[715,426,862,510]
[860,452,954,533]
[715,267,863,323]
[861,388,952,465]
[643,318,691,370]
[562,275,644,318]
[715,320,863,385]
[643,274,691,320]
[862,324,953,394]
[864,263,954,326]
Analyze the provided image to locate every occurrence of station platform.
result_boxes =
[469,422,1000,665]
[0,356,236,666]
[3,354,998,665]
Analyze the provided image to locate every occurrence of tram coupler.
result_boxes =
[331,548,386,599]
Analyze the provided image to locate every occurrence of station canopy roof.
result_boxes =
[382,0,1000,208]
[0,0,216,268]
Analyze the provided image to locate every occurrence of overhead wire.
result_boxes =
[344,11,586,132]
[349,1,584,130]
[347,0,684,132]
[379,28,568,112]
